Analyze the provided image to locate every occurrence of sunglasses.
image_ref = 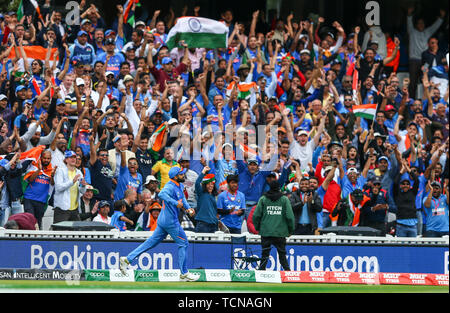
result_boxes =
[400,182,410,185]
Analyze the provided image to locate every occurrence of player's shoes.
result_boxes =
[119,257,130,275]
[179,272,201,282]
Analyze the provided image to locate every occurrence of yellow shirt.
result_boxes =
[68,169,79,211]
[152,159,179,189]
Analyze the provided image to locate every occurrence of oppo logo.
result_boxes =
[260,273,275,279]
[114,272,130,278]
[138,273,155,278]
[163,272,179,277]
[210,272,226,277]
[89,272,105,277]
[235,273,251,278]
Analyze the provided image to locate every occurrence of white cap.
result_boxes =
[0,94,7,101]
[76,77,85,86]
[145,175,158,185]
[105,71,115,77]
[168,118,178,125]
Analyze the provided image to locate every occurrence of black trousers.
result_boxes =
[259,236,290,271]
[53,207,81,224]
[23,198,47,230]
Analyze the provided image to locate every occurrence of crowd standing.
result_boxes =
[0,2,448,238]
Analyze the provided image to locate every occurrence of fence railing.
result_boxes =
[0,229,448,246]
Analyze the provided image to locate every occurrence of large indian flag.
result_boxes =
[226,81,259,101]
[166,17,229,50]
[352,103,377,120]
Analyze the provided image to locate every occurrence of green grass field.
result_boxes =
[0,280,447,293]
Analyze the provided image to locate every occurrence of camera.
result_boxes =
[338,199,349,211]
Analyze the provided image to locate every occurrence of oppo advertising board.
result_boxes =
[0,239,447,274]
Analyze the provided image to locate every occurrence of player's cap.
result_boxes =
[169,166,187,179]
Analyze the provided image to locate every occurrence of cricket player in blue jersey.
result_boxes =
[119,166,200,281]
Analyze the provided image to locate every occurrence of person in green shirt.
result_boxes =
[252,180,295,271]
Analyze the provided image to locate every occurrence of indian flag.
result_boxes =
[149,123,167,152]
[352,103,377,120]
[226,81,259,101]
[166,17,229,50]
[17,0,43,22]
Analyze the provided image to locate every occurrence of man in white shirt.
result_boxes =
[283,109,326,171]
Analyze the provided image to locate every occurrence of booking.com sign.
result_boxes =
[365,1,380,26]
[64,1,81,26]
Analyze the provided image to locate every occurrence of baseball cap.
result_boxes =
[64,150,77,159]
[377,155,389,163]
[168,118,178,125]
[77,30,88,37]
[248,159,260,165]
[56,98,65,106]
[76,77,85,86]
[222,143,233,150]
[105,29,116,37]
[300,49,311,55]
[374,132,387,138]
[169,167,187,179]
[351,189,364,200]
[297,129,309,136]
[105,38,115,45]
[161,57,173,65]
[408,121,418,129]
[149,202,162,211]
[135,21,146,27]
[15,85,26,93]
[347,167,359,174]
[431,181,442,188]
[0,94,7,101]
[123,74,134,82]
[84,185,99,195]
[145,175,158,185]
[277,127,287,134]
[371,176,382,185]
[98,200,111,208]
[105,71,115,77]
[385,104,396,111]
[81,19,91,25]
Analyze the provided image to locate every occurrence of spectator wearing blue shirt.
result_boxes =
[194,167,218,233]
[217,175,246,234]
[69,31,96,69]
[113,151,143,201]
[96,38,126,78]
[422,181,449,237]
[110,200,134,231]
